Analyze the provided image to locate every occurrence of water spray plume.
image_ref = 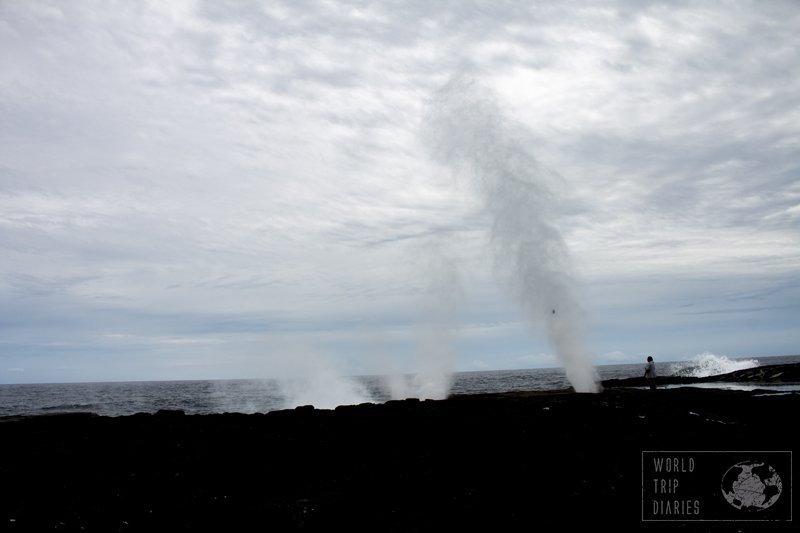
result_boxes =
[425,75,599,393]
[669,352,759,379]
[387,240,461,400]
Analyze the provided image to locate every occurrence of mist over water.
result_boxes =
[425,75,599,393]
[268,344,373,409]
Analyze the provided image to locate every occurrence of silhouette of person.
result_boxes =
[644,355,657,390]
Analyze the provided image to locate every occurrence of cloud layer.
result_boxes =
[1,1,798,383]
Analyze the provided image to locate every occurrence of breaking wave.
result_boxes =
[669,352,759,378]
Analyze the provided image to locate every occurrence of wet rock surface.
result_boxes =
[0,373,797,532]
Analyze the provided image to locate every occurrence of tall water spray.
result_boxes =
[425,75,599,393]
[387,239,461,400]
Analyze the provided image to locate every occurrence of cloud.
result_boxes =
[1,0,798,382]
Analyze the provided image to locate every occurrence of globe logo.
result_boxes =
[721,461,783,511]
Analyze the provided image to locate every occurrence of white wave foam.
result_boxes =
[668,352,759,378]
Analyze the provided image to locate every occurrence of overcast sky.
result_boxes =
[2,0,799,384]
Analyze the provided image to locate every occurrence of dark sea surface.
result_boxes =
[1,354,798,417]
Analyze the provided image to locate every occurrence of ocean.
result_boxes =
[1,354,798,418]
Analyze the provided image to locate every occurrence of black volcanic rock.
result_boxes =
[0,376,797,532]
[710,361,800,382]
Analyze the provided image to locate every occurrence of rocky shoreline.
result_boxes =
[1,365,797,532]
[601,361,800,389]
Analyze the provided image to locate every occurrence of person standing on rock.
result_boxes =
[644,356,657,390]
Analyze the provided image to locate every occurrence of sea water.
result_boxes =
[1,354,797,417]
